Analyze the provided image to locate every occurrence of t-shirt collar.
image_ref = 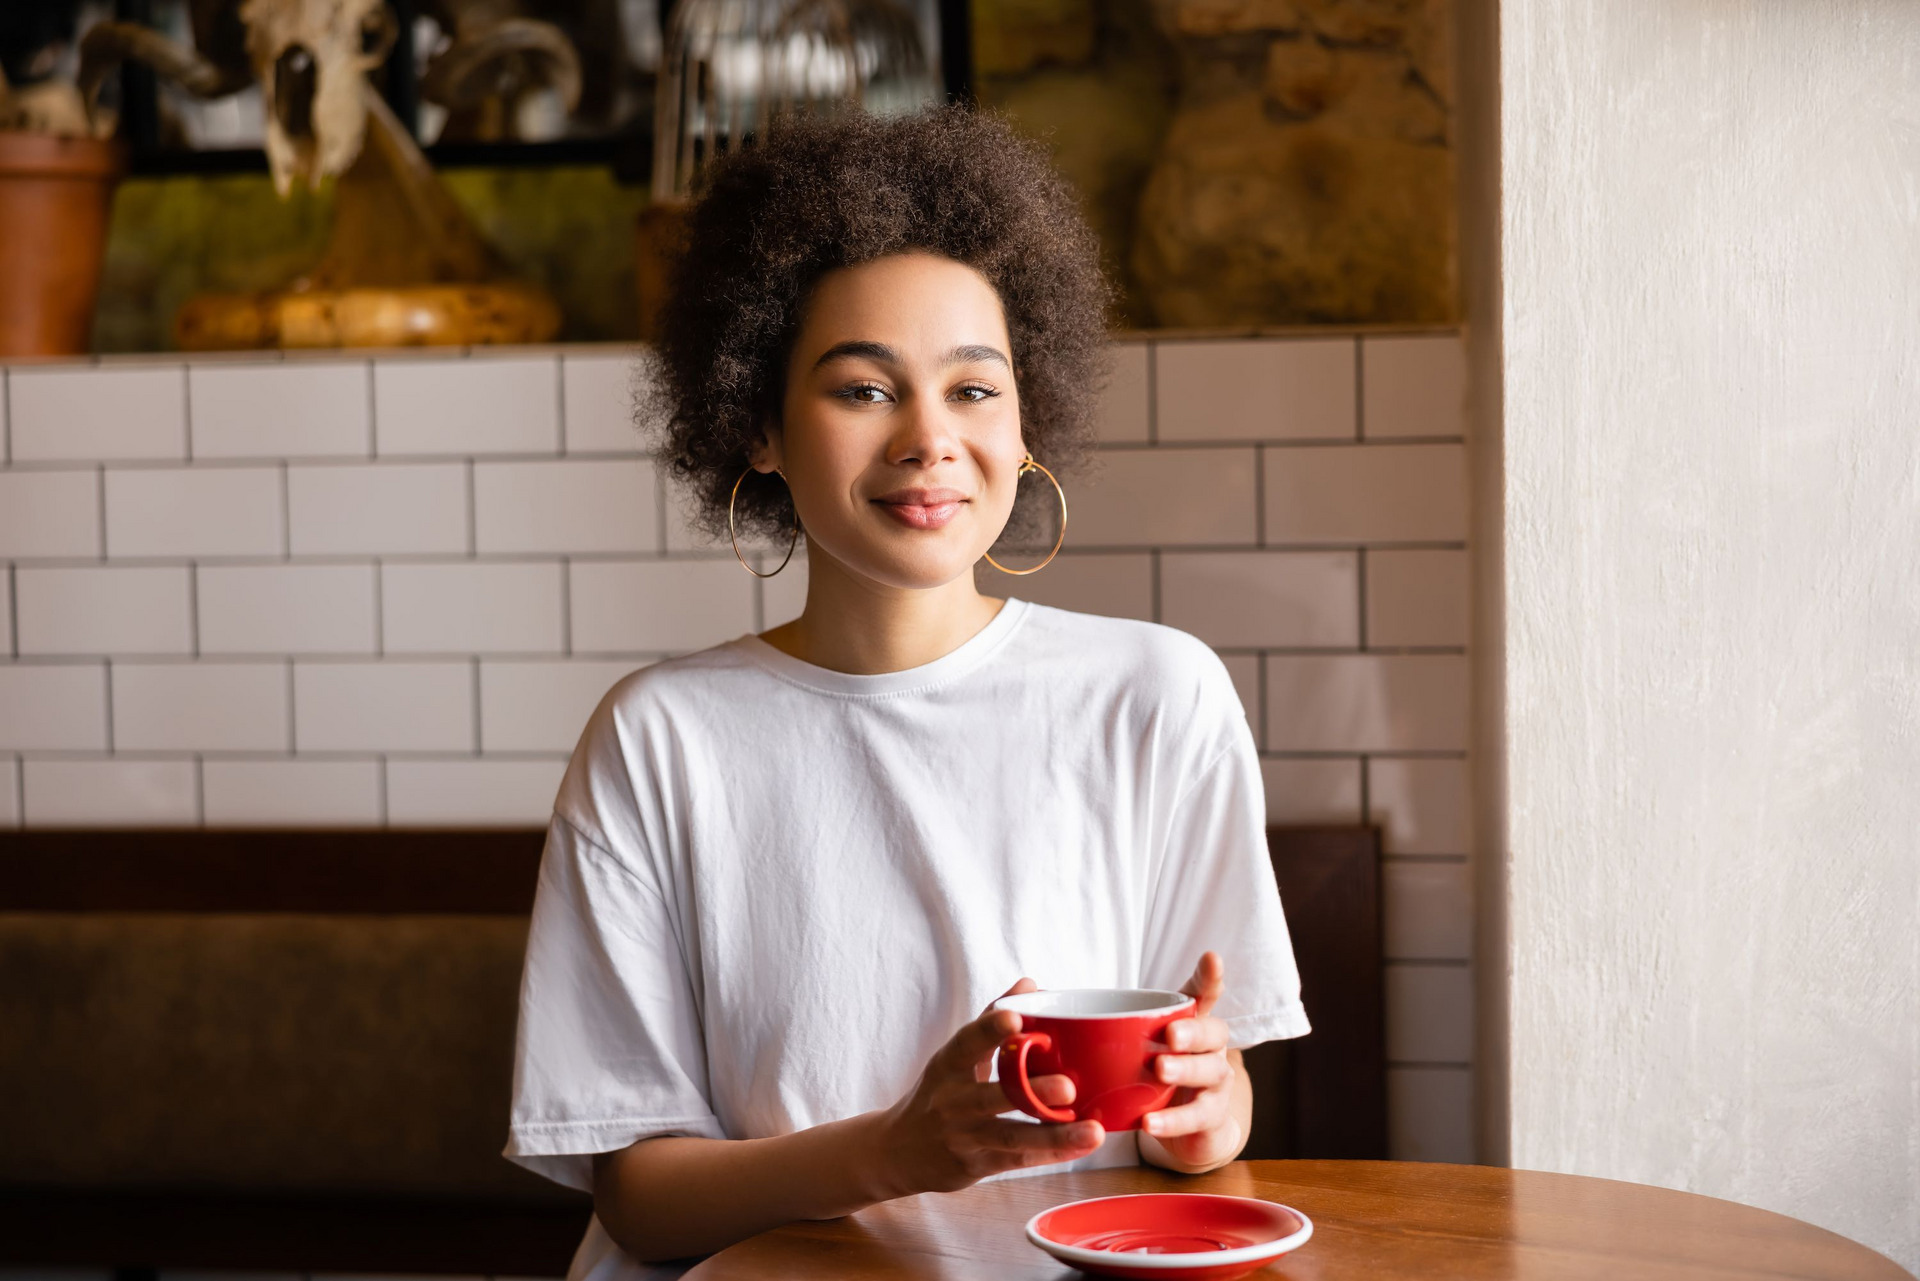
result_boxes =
[732,597,1032,698]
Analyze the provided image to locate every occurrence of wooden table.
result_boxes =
[684,1160,1912,1280]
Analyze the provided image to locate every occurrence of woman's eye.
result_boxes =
[952,384,1000,403]
[836,383,890,404]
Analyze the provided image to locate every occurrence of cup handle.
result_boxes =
[997,1030,1076,1123]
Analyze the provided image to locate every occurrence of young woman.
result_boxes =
[504,106,1309,1280]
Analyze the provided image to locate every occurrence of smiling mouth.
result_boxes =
[873,490,968,531]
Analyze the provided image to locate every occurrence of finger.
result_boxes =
[987,976,1039,1012]
[1165,1014,1231,1054]
[947,1005,1022,1078]
[961,1071,1077,1119]
[972,979,1036,1081]
[1180,951,1226,1018]
[1029,1072,1077,1108]
[1141,1090,1230,1141]
[981,1116,1105,1157]
[1155,1050,1231,1090]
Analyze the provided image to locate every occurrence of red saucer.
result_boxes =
[1025,1193,1313,1280]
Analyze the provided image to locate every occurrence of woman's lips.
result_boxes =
[873,488,967,531]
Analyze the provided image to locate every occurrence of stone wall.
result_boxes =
[976,0,1459,328]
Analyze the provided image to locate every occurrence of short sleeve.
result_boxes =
[1139,725,1312,1050]
[503,814,726,1193]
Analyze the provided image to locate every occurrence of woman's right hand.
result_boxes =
[871,978,1106,1196]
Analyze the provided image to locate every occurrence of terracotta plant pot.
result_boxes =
[0,132,126,357]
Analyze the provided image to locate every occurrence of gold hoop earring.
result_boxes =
[983,453,1067,576]
[730,466,800,578]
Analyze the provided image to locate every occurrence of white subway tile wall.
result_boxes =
[111,661,290,752]
[197,564,377,654]
[474,459,657,555]
[106,466,283,558]
[386,757,570,825]
[0,663,109,751]
[22,757,198,825]
[1361,334,1468,440]
[562,351,649,453]
[982,551,1154,622]
[379,561,565,654]
[288,461,469,556]
[1366,548,1470,647]
[15,566,193,655]
[1155,338,1355,442]
[202,758,382,827]
[0,333,1472,1158]
[188,361,371,459]
[8,364,187,461]
[480,658,651,753]
[1097,344,1150,443]
[374,356,560,455]
[0,470,101,557]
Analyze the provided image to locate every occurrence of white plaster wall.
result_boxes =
[1499,0,1920,1268]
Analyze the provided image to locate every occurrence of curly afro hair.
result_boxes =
[644,104,1114,546]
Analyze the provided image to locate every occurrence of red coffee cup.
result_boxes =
[991,988,1197,1131]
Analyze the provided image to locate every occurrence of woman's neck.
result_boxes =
[757,545,1007,675]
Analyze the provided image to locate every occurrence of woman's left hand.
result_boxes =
[1139,951,1251,1173]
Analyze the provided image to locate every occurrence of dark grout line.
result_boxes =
[1357,548,1369,650]
[371,560,385,656]
[1145,342,1158,445]
[465,460,478,556]
[1254,444,1266,546]
[1256,653,1268,751]
[181,366,194,462]
[654,461,670,552]
[1354,336,1365,440]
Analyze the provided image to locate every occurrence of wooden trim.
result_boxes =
[0,829,546,914]
[0,1189,588,1273]
[1243,824,1388,1160]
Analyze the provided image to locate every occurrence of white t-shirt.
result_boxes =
[503,599,1310,1280]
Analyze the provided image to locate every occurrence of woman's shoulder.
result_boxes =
[1013,601,1240,711]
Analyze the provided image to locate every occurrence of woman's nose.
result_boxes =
[886,390,961,467]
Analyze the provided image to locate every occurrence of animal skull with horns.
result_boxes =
[245,0,397,193]
[80,0,582,195]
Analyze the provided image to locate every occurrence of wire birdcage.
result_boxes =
[650,0,935,202]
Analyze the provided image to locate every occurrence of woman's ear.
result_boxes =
[748,419,784,474]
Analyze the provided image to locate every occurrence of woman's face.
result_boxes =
[756,250,1025,592]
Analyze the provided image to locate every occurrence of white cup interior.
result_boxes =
[992,988,1192,1019]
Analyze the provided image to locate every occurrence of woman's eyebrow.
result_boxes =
[944,343,1011,370]
[813,340,900,370]
[811,341,1011,371]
